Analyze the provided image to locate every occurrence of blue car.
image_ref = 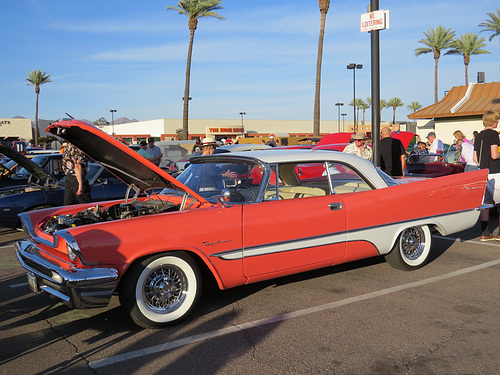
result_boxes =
[0,145,64,188]
[0,157,130,228]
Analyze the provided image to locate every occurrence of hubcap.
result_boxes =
[401,227,425,261]
[143,266,187,313]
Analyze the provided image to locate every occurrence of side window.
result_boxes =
[264,162,329,200]
[52,158,64,176]
[327,162,372,194]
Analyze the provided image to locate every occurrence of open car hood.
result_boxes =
[46,119,207,203]
[0,144,50,181]
[392,131,415,150]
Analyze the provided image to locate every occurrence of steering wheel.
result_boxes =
[234,184,257,198]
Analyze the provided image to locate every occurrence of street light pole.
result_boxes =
[341,113,347,132]
[335,103,344,133]
[109,109,117,136]
[347,63,363,132]
[239,112,246,137]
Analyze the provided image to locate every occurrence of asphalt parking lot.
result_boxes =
[1,224,499,375]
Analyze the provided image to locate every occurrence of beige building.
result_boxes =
[0,117,52,143]
[408,81,500,144]
[101,118,372,143]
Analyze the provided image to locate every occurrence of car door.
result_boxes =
[242,161,347,278]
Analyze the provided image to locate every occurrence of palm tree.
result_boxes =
[415,25,455,103]
[349,98,364,131]
[407,101,422,113]
[313,0,330,136]
[446,33,490,84]
[359,100,370,125]
[367,97,388,121]
[26,70,51,146]
[167,0,225,140]
[387,97,404,125]
[479,8,500,42]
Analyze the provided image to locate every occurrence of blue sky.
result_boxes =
[1,0,498,124]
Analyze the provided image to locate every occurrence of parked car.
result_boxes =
[15,119,489,328]
[406,151,465,177]
[0,145,64,188]
[0,155,131,229]
[175,143,271,172]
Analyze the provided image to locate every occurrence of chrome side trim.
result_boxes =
[211,208,480,261]
[477,204,494,211]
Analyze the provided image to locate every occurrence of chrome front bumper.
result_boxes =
[15,239,119,309]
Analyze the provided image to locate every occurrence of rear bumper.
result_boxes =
[15,239,118,309]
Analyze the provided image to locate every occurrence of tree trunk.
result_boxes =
[433,50,440,103]
[34,89,39,146]
[464,54,470,85]
[313,10,327,136]
[182,25,196,140]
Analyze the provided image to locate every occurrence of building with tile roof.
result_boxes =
[408,81,500,144]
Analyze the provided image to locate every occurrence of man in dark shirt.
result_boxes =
[379,127,406,177]
[474,110,500,241]
[62,143,91,205]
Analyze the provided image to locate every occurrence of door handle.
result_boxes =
[328,202,343,211]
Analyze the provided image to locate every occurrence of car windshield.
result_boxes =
[16,155,50,178]
[174,160,261,203]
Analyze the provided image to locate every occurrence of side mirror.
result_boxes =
[216,188,232,206]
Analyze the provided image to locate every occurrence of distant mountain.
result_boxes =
[114,117,139,124]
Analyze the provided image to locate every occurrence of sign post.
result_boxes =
[360,4,389,167]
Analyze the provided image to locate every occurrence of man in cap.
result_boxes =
[201,137,219,155]
[265,135,278,147]
[146,137,163,166]
[426,132,444,155]
[343,132,372,160]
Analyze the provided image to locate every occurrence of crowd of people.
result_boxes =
[342,110,500,241]
[341,113,500,177]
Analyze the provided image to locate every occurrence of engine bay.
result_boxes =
[43,198,178,234]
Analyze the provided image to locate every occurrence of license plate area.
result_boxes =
[27,271,39,293]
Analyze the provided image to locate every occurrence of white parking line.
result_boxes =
[435,235,500,246]
[88,258,500,369]
[10,282,28,288]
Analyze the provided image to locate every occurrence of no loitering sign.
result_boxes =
[360,10,389,32]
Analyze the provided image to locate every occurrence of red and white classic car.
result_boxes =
[16,120,489,328]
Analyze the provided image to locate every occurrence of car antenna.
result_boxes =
[65,113,75,119]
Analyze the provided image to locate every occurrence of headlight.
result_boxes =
[55,230,81,262]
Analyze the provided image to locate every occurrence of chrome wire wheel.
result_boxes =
[143,265,187,314]
[121,252,201,328]
[400,226,426,262]
[385,225,432,271]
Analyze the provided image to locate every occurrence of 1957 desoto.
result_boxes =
[15,119,489,328]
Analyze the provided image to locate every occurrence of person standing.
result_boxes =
[412,141,428,154]
[454,139,478,171]
[192,138,202,153]
[453,130,470,144]
[380,127,406,177]
[146,137,163,167]
[473,110,500,241]
[342,132,372,160]
[137,141,162,164]
[426,132,444,154]
[265,136,278,147]
[62,143,91,205]
[201,137,218,155]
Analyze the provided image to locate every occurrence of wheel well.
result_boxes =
[116,250,220,293]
